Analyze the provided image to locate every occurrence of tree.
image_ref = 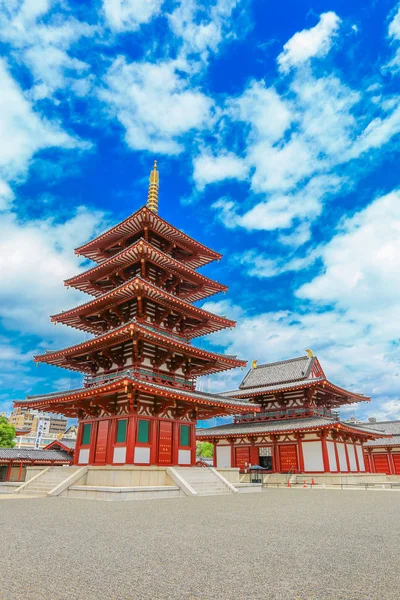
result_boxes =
[196,441,214,458]
[0,417,16,448]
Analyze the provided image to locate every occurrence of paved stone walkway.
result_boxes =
[0,489,399,600]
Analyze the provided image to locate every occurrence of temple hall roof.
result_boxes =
[0,448,72,462]
[197,417,383,439]
[358,420,400,447]
[239,355,317,389]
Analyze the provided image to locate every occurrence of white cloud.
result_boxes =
[169,0,241,62]
[0,58,81,182]
[277,12,341,73]
[388,5,400,40]
[0,0,95,99]
[0,205,107,340]
[101,57,214,154]
[193,152,248,189]
[103,0,163,32]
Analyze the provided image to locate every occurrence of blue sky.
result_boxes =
[1,0,400,424]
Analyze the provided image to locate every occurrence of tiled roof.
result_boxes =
[364,435,400,447]
[18,375,256,410]
[197,416,337,437]
[197,417,383,438]
[239,356,314,389]
[358,421,400,447]
[0,448,72,461]
[222,377,325,397]
[45,439,76,450]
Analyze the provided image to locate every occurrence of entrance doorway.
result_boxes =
[94,420,109,464]
[158,421,173,465]
[259,447,273,471]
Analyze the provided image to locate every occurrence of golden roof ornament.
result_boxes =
[306,349,314,358]
[251,359,258,369]
[147,160,159,214]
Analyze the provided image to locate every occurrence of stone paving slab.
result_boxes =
[0,490,399,600]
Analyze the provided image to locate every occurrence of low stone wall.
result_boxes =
[82,466,176,488]
[216,468,240,484]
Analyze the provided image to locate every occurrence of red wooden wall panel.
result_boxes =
[392,454,400,474]
[94,420,109,464]
[235,447,250,470]
[373,454,390,474]
[158,421,173,465]
[279,445,298,472]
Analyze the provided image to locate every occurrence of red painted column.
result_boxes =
[387,449,395,475]
[190,423,196,466]
[5,461,13,482]
[249,439,259,466]
[354,443,360,472]
[126,415,137,464]
[17,462,24,482]
[344,441,350,472]
[172,421,179,466]
[321,433,330,472]
[74,421,83,465]
[213,441,217,468]
[369,450,375,472]
[88,420,98,465]
[150,418,158,465]
[333,440,340,472]
[228,439,235,468]
[106,418,117,465]
[297,438,305,473]
[273,437,281,473]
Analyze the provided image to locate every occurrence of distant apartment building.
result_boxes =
[9,407,68,439]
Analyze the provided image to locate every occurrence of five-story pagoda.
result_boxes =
[14,163,254,467]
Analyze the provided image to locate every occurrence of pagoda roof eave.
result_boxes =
[65,238,227,300]
[196,418,384,440]
[221,378,369,403]
[14,376,258,417]
[75,206,222,267]
[51,276,236,337]
[34,319,247,374]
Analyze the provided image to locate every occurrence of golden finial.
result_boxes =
[251,360,258,369]
[147,160,159,214]
[306,349,314,358]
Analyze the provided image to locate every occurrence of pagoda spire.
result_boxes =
[147,160,159,214]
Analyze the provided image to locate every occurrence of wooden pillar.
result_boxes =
[73,421,83,465]
[369,450,375,473]
[344,440,350,472]
[150,418,158,465]
[190,423,196,466]
[213,439,217,468]
[354,442,360,472]
[272,436,280,473]
[126,415,137,464]
[387,449,395,475]
[333,440,340,472]
[5,461,13,482]
[320,432,330,472]
[17,462,24,483]
[88,421,98,465]
[228,438,235,468]
[172,421,179,466]
[249,437,258,466]
[295,434,305,473]
[106,418,117,464]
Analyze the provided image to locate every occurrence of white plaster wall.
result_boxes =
[356,445,365,471]
[302,441,324,472]
[178,449,191,465]
[337,443,348,471]
[327,441,337,471]
[216,445,231,468]
[134,447,150,464]
[113,447,126,463]
[78,449,90,464]
[347,444,357,472]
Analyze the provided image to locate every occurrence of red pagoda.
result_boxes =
[14,162,254,467]
[197,354,383,474]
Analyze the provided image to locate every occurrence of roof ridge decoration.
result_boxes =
[147,160,159,214]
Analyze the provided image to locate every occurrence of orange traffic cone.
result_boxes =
[311,478,315,486]
[287,481,291,488]
[303,480,307,488]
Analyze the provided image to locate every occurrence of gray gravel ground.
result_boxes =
[0,489,399,600]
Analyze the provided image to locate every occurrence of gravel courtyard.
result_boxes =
[0,489,399,600]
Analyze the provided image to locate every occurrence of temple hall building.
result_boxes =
[13,162,255,468]
[197,354,383,474]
